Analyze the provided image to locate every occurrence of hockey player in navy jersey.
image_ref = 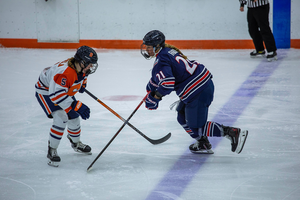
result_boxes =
[141,30,248,154]
[35,46,98,167]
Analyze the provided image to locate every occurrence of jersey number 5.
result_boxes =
[175,56,198,75]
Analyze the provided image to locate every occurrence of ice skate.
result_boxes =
[222,125,248,154]
[47,142,61,167]
[266,51,277,62]
[67,135,92,155]
[250,50,265,58]
[189,136,214,154]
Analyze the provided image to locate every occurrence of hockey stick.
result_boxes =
[87,93,148,171]
[84,89,171,145]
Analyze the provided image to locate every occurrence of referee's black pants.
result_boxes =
[247,4,277,53]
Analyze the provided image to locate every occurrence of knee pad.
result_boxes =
[52,110,68,128]
[68,117,80,130]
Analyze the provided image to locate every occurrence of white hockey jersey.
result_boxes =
[35,59,87,113]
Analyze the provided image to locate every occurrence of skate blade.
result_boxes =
[190,149,214,154]
[267,56,278,62]
[73,149,92,155]
[251,55,266,58]
[48,160,59,167]
[235,130,248,154]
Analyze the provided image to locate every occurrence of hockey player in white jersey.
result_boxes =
[35,46,98,167]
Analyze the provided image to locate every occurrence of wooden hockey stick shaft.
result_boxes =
[84,89,171,145]
[87,92,148,171]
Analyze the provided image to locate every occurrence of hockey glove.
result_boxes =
[67,109,80,120]
[72,100,90,120]
[145,91,161,110]
[79,79,87,93]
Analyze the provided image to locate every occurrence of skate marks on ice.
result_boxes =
[230,174,300,200]
[0,176,36,200]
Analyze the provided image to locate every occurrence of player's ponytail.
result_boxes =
[68,57,80,73]
[164,43,188,60]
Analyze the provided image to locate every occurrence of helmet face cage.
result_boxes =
[74,46,98,74]
[140,43,153,60]
[82,61,98,75]
[141,30,165,60]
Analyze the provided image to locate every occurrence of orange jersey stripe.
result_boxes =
[51,92,67,102]
[182,70,210,97]
[65,106,72,113]
[39,94,51,115]
[37,81,49,90]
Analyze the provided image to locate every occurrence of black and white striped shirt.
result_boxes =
[240,0,269,8]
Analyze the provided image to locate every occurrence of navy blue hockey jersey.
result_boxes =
[146,47,212,103]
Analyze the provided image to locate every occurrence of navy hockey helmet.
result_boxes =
[141,30,165,59]
[74,46,98,75]
[143,30,165,47]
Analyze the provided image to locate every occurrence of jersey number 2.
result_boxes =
[175,56,198,75]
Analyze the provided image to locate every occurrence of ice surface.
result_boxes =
[0,48,300,200]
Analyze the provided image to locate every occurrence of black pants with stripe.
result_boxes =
[247,4,277,53]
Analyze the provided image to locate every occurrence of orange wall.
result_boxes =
[0,38,299,49]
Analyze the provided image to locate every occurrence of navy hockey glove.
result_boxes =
[72,101,90,120]
[67,109,80,120]
[79,79,87,93]
[145,91,161,110]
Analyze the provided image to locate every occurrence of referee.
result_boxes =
[240,0,277,61]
